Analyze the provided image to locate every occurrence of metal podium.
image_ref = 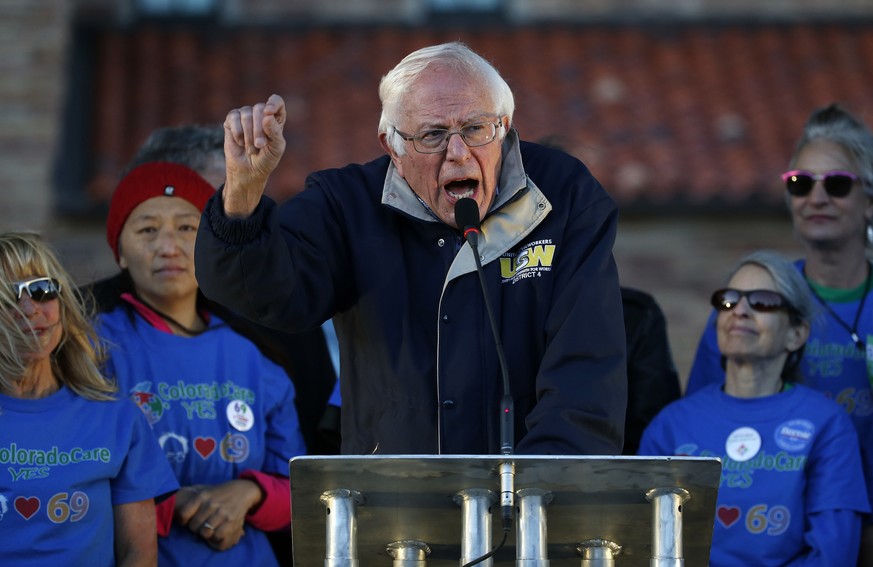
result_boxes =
[289,455,721,566]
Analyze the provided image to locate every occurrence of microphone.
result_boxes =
[455,197,481,248]
[454,198,515,532]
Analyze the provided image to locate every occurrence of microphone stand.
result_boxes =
[456,199,516,541]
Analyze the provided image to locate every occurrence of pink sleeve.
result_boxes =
[155,494,176,537]
[239,469,291,531]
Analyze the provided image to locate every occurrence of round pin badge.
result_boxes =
[774,419,815,452]
[725,426,761,462]
[226,400,254,432]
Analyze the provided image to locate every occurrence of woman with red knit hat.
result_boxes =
[95,161,305,566]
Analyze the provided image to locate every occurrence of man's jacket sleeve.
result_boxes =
[195,186,347,332]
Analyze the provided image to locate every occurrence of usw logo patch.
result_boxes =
[500,240,556,284]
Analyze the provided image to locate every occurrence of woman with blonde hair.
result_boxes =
[0,231,178,566]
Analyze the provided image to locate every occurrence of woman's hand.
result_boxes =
[174,480,264,551]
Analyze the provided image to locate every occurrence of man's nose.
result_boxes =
[444,131,471,160]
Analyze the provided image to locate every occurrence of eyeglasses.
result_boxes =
[10,277,61,302]
[394,121,503,154]
[781,169,859,198]
[711,288,792,314]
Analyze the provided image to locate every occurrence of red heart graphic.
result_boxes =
[194,437,216,459]
[717,506,741,528]
[15,496,40,520]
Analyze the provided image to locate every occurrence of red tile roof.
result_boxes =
[85,23,873,210]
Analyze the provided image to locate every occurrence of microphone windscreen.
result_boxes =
[454,197,480,231]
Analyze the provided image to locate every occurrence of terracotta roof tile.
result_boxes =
[84,22,873,210]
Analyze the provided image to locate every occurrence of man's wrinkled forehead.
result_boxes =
[399,66,496,126]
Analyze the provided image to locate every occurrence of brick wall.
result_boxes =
[0,0,70,231]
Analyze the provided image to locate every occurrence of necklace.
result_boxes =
[806,262,871,351]
[134,294,209,337]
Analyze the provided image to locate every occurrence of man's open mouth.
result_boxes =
[444,179,478,200]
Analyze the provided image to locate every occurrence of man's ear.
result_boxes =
[379,132,405,178]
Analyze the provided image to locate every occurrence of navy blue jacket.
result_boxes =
[195,132,627,455]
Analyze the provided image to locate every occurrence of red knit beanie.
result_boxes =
[106,161,214,262]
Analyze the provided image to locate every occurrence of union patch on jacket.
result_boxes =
[500,239,555,284]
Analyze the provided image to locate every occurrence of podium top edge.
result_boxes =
[290,454,721,463]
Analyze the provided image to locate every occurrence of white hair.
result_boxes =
[378,42,515,155]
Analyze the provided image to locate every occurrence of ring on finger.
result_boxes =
[203,521,215,531]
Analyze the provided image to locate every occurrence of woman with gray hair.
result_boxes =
[0,231,178,566]
[687,104,873,562]
[642,250,869,566]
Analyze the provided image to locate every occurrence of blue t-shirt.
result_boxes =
[686,259,873,515]
[0,386,178,566]
[640,383,868,566]
[98,308,306,567]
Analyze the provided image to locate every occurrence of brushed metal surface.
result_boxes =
[290,455,721,566]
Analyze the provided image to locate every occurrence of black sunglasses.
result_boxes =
[10,277,61,302]
[710,288,792,314]
[781,169,858,198]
